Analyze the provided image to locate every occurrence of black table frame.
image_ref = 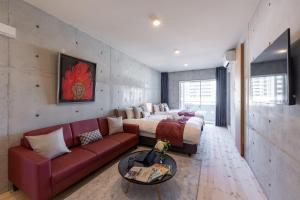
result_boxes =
[118,150,177,199]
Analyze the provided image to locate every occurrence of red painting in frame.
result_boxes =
[57,54,96,103]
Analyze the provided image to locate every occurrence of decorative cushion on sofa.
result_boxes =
[125,108,134,119]
[79,129,103,145]
[153,104,160,113]
[114,109,127,119]
[70,118,100,146]
[107,117,124,135]
[25,128,71,159]
[133,106,143,119]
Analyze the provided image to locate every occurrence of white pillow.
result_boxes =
[25,128,71,159]
[107,117,124,135]
[153,104,160,113]
[125,108,135,119]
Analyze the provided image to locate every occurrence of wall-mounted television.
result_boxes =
[250,28,295,105]
[57,53,97,103]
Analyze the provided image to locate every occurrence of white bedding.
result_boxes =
[154,109,205,120]
[123,115,203,144]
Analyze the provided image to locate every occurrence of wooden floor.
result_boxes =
[196,125,266,200]
[0,125,266,200]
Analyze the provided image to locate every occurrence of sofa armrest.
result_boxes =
[8,146,52,200]
[123,123,139,135]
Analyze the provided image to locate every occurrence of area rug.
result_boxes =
[64,152,202,200]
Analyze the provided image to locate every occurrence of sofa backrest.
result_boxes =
[20,117,112,148]
[70,118,100,146]
[97,117,109,136]
[21,124,74,149]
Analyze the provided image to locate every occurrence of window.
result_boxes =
[179,80,216,122]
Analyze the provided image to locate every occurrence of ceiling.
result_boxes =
[24,0,259,72]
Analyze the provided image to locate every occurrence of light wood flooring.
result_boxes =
[196,125,266,200]
[0,125,266,200]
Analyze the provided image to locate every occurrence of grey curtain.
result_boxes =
[215,67,227,126]
[161,72,169,104]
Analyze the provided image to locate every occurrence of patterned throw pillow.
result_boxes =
[79,129,103,145]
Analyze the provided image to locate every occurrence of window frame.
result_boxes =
[179,79,216,122]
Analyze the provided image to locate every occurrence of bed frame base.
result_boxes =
[139,136,198,155]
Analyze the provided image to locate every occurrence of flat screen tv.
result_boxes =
[250,28,295,105]
[57,53,97,103]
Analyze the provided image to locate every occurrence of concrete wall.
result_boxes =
[227,63,236,143]
[244,0,300,199]
[168,68,216,109]
[0,0,161,193]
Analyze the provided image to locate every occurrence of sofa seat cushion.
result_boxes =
[51,148,96,184]
[108,133,138,147]
[80,138,120,158]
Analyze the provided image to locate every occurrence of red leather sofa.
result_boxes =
[8,117,139,200]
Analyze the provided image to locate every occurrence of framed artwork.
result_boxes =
[57,53,96,103]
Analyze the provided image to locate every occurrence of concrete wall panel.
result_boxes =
[269,143,300,200]
[0,36,8,67]
[0,0,9,193]
[0,0,160,192]
[0,0,8,24]
[9,0,76,51]
[9,40,57,74]
[245,0,300,199]
[0,67,8,193]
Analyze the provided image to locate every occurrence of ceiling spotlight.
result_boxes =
[184,64,188,67]
[174,49,181,55]
[152,19,161,27]
[150,15,161,27]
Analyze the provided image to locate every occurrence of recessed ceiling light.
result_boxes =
[184,64,188,67]
[150,15,161,27]
[174,49,181,55]
[152,18,161,27]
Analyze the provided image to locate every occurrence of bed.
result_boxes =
[154,109,205,121]
[123,114,204,155]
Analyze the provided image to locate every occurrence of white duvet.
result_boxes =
[154,109,205,120]
[123,115,203,144]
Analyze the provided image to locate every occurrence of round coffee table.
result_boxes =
[118,150,177,199]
